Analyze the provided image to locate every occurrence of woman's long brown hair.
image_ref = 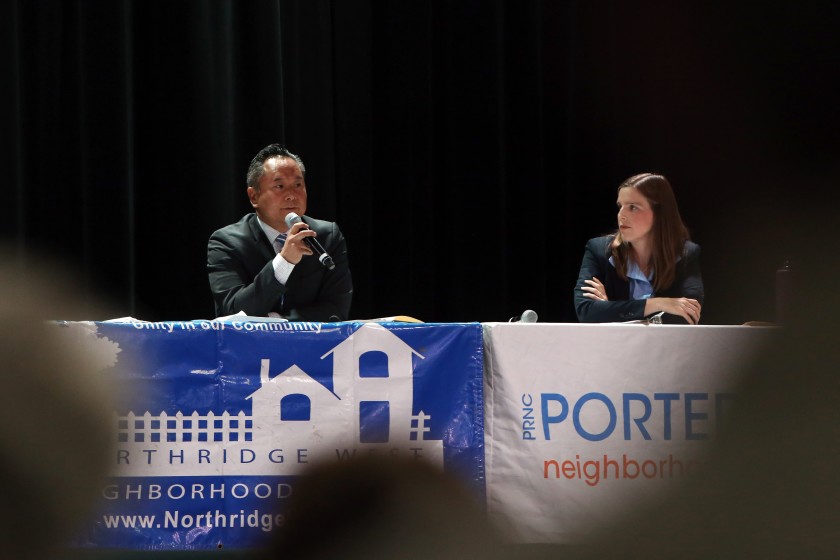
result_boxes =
[610,173,690,291]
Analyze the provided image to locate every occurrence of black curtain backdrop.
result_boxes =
[2,0,838,324]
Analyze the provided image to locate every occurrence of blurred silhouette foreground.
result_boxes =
[261,454,506,560]
[0,250,119,559]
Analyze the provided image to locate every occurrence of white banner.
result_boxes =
[483,323,771,543]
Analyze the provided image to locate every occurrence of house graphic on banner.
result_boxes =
[114,323,443,476]
[249,322,426,446]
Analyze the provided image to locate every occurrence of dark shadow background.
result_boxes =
[2,0,838,324]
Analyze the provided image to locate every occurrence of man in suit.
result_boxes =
[207,144,353,321]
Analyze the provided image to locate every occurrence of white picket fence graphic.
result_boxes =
[116,410,252,444]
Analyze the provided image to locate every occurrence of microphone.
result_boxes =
[285,212,335,270]
[509,309,538,323]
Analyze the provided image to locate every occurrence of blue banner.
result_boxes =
[68,320,484,550]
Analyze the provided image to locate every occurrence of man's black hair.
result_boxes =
[246,144,306,188]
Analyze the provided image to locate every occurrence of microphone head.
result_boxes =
[520,309,538,323]
[284,212,302,229]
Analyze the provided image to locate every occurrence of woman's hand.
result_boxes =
[581,277,609,301]
[646,297,702,325]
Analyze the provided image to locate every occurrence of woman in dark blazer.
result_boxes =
[574,173,704,324]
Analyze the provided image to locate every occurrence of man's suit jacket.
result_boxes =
[573,235,704,324]
[207,213,353,321]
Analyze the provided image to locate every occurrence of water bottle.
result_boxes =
[775,260,791,325]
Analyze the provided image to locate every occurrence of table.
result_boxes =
[54,319,772,549]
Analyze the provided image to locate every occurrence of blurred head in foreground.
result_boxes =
[263,454,505,560]
[0,249,117,558]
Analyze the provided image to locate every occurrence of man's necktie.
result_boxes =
[274,233,287,254]
[274,233,288,312]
